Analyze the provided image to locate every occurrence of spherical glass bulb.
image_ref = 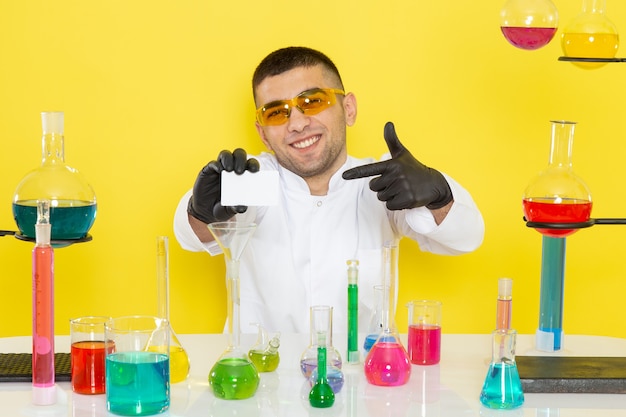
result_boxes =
[561,0,619,69]
[500,0,559,50]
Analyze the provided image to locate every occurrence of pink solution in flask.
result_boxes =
[364,337,411,386]
[500,27,557,50]
[363,241,411,386]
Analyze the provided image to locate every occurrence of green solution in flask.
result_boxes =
[207,222,259,400]
[13,112,96,243]
[309,332,335,408]
[248,323,280,372]
[480,329,524,409]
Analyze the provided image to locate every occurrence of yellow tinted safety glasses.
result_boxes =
[256,88,345,126]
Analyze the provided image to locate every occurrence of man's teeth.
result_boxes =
[292,135,320,149]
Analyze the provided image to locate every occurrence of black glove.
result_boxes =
[342,122,453,210]
[187,148,260,224]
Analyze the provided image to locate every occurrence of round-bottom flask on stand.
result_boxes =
[207,222,259,400]
[13,111,96,246]
[364,241,411,387]
[523,120,592,352]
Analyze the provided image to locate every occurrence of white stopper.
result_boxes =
[498,277,513,299]
[41,111,64,135]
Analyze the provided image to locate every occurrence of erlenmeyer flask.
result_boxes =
[523,120,592,238]
[363,241,411,387]
[207,222,259,400]
[561,0,619,69]
[13,112,96,243]
[155,236,190,383]
[480,329,524,409]
[500,0,559,50]
[248,323,280,372]
[300,306,344,394]
[363,285,384,353]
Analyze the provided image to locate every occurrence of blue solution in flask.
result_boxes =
[480,329,524,410]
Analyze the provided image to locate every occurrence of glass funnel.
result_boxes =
[523,120,592,238]
[561,0,619,69]
[207,222,259,400]
[13,112,96,243]
[156,236,190,383]
[363,240,411,387]
[500,0,559,50]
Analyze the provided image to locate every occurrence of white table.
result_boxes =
[1,333,625,416]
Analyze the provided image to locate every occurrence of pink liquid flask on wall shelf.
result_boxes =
[500,0,558,50]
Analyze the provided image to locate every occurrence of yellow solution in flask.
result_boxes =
[155,236,190,383]
[561,0,619,69]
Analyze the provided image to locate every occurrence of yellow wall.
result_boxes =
[2,1,625,338]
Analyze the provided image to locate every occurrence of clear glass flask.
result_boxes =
[13,112,96,244]
[363,285,384,353]
[523,120,593,238]
[300,305,344,394]
[207,222,259,400]
[155,236,190,383]
[248,323,280,372]
[561,0,619,69]
[500,0,559,50]
[480,329,524,409]
[363,241,411,387]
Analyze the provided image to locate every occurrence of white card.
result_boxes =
[221,171,279,206]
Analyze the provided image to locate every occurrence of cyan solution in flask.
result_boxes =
[13,112,96,242]
[480,329,524,409]
[363,285,384,353]
[307,364,345,394]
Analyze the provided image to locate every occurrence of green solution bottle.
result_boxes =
[347,260,360,364]
[309,332,335,408]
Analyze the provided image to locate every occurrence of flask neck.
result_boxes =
[381,241,399,332]
[548,121,575,169]
[309,306,333,346]
[582,0,606,14]
[42,133,65,165]
[492,329,517,362]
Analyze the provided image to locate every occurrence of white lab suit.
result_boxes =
[173,153,484,335]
